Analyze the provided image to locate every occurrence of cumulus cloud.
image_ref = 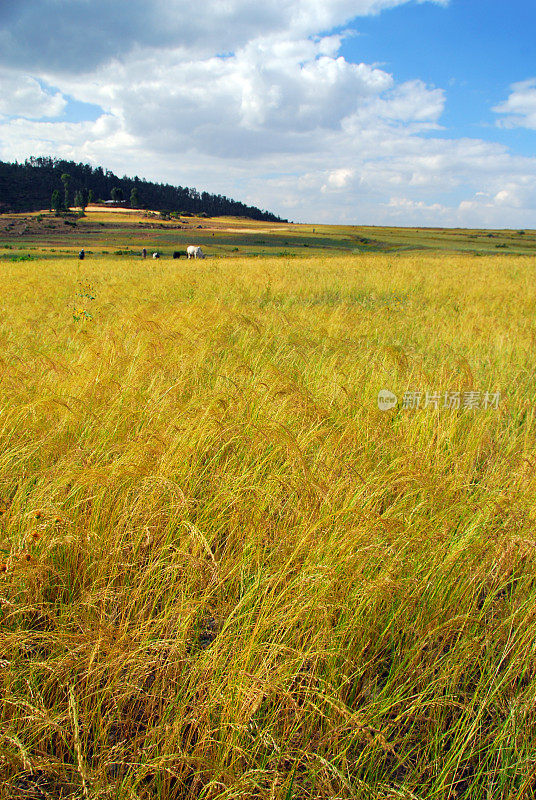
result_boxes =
[243,129,536,225]
[0,69,66,119]
[459,183,532,214]
[0,114,138,166]
[59,36,396,160]
[322,168,355,191]
[345,79,445,131]
[493,78,536,130]
[383,197,447,223]
[41,29,446,168]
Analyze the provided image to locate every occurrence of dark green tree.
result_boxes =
[111,186,123,203]
[51,189,62,215]
[88,188,95,204]
[61,172,71,209]
[73,189,84,208]
[130,187,140,208]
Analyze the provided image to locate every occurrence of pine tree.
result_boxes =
[61,173,71,209]
[51,189,62,215]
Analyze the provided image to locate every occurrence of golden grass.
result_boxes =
[0,252,535,799]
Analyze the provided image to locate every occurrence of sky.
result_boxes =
[0,0,535,227]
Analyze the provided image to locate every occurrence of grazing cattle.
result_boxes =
[152,252,160,259]
[187,245,205,259]
[173,251,182,259]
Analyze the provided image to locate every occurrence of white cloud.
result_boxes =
[0,114,138,166]
[73,37,395,158]
[323,168,355,190]
[0,69,66,119]
[379,196,449,224]
[493,188,523,208]
[43,32,444,167]
[455,184,536,227]
[386,196,445,212]
[493,78,536,130]
[245,131,536,225]
[346,79,445,129]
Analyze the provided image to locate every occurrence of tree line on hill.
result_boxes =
[0,156,286,222]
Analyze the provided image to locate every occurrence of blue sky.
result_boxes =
[38,82,103,125]
[0,0,534,226]
[342,0,535,153]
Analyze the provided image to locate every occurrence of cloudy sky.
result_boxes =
[0,0,535,226]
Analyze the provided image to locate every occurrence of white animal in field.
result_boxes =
[187,245,205,259]
[152,252,160,259]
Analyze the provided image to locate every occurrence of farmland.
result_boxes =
[0,210,535,799]
[1,207,536,260]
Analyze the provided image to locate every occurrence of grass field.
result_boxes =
[1,217,536,799]
[1,208,536,260]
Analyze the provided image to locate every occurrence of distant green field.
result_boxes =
[1,208,535,261]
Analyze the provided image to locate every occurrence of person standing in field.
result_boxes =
[142,247,147,258]
[78,249,85,260]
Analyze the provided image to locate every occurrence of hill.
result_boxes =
[0,156,285,222]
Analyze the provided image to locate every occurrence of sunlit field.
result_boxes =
[1,250,536,799]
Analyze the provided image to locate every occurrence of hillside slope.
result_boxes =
[0,156,285,222]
